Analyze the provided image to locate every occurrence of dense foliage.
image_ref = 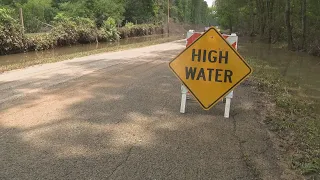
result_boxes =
[0,9,162,55]
[214,0,320,56]
[118,23,164,39]
[0,0,212,33]
[0,7,25,54]
[0,0,213,55]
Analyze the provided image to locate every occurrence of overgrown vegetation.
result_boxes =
[246,55,320,177]
[118,24,164,39]
[0,0,214,55]
[0,9,128,55]
[0,0,214,31]
[0,8,25,54]
[214,0,320,176]
[214,0,320,56]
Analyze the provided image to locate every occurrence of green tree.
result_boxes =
[124,0,155,24]
[1,0,212,33]
[21,0,55,32]
[58,0,125,27]
[0,7,25,54]
[214,0,320,54]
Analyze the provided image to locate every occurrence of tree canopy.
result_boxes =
[214,0,320,55]
[0,0,213,33]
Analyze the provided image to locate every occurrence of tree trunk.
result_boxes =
[272,0,283,43]
[19,8,24,34]
[301,0,307,50]
[256,0,266,39]
[267,0,275,44]
[229,17,233,33]
[249,0,255,36]
[285,0,294,50]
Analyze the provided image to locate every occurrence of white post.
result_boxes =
[224,91,233,118]
[180,85,188,113]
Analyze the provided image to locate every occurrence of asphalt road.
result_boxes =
[0,40,299,179]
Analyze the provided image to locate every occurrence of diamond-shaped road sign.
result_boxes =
[169,27,252,110]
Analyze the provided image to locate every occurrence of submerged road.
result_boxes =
[0,40,299,179]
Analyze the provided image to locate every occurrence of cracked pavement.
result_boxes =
[0,40,299,179]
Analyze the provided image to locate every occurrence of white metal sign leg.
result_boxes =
[180,85,188,113]
[224,91,234,118]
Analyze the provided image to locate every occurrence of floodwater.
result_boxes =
[0,34,319,102]
[239,39,319,103]
[0,34,172,67]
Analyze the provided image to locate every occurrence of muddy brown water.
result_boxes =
[0,35,319,103]
[0,34,174,67]
[238,40,319,103]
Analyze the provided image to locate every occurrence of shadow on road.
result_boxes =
[0,41,285,179]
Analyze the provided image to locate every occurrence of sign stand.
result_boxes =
[223,33,237,118]
[180,85,188,113]
[179,31,239,118]
[224,91,233,118]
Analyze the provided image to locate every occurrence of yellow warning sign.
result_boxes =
[169,27,252,110]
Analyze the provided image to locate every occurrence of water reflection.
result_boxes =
[239,40,319,99]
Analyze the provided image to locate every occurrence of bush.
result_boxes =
[118,23,163,39]
[21,0,55,33]
[0,8,25,55]
[51,15,98,45]
[0,10,164,55]
[75,18,98,43]
[51,15,79,46]
[25,33,56,51]
[125,22,135,28]
[101,17,120,41]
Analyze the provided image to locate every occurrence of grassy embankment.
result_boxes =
[246,54,319,177]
